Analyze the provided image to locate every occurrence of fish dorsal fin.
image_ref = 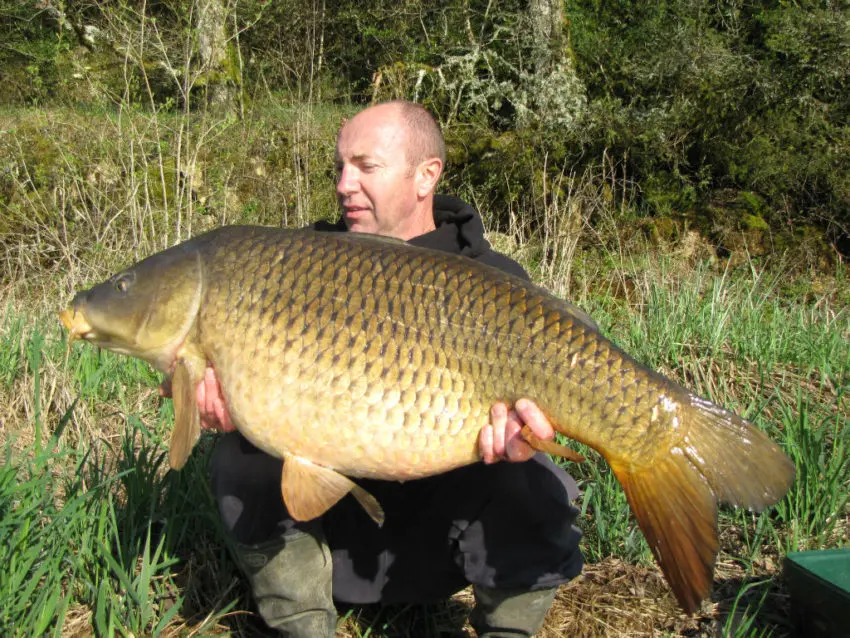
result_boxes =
[168,357,203,470]
[282,453,385,526]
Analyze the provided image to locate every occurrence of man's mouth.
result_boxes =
[343,206,370,218]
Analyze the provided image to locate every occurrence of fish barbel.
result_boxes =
[59,225,794,613]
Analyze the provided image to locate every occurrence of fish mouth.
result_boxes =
[59,307,94,343]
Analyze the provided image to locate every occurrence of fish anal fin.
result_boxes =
[521,424,586,463]
[169,358,203,470]
[611,453,717,614]
[282,454,384,526]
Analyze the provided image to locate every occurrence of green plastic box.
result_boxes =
[784,548,850,638]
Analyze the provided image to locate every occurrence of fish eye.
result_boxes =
[113,275,131,293]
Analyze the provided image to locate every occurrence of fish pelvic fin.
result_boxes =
[168,357,204,470]
[282,453,385,527]
[608,394,795,614]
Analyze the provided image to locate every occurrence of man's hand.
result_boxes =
[158,366,235,433]
[479,399,555,464]
[196,366,236,432]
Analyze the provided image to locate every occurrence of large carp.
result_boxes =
[59,225,794,613]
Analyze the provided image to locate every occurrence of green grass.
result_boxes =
[1,249,847,636]
[0,310,245,636]
[0,423,244,637]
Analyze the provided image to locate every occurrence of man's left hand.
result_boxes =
[479,399,555,464]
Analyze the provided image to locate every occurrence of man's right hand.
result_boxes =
[197,366,236,433]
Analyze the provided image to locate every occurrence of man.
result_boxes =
[197,101,585,637]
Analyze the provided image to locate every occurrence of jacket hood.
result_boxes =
[314,194,493,259]
[412,194,491,259]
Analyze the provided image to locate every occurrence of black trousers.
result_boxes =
[211,432,584,604]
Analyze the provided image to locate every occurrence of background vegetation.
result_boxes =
[2,0,848,259]
[0,0,847,636]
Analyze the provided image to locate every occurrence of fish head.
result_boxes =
[59,244,204,371]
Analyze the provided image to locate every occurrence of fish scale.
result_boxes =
[60,224,794,614]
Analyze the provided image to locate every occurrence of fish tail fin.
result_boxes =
[610,452,717,613]
[677,396,795,511]
[608,395,794,614]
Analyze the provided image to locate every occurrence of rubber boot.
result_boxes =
[469,584,558,637]
[234,530,337,637]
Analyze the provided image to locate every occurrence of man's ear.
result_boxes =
[415,157,443,198]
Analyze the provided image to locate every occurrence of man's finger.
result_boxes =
[479,425,495,464]
[515,398,555,440]
[214,395,236,432]
[490,403,508,459]
[196,372,207,405]
[504,418,535,462]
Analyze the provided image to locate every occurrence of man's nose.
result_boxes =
[336,165,358,196]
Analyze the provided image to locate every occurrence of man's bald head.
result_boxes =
[392,101,446,170]
[334,100,443,238]
[346,101,445,174]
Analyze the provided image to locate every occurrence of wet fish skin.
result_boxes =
[59,225,795,613]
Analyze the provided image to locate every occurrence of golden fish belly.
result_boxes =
[205,309,487,480]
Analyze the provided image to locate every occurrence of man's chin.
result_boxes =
[345,221,376,234]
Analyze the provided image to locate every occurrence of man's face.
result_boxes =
[335,107,421,239]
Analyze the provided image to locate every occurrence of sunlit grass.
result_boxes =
[0,309,243,636]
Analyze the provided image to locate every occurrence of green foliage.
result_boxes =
[0,428,237,636]
[771,388,849,551]
[565,0,850,240]
[0,103,344,293]
[570,251,849,570]
[721,578,775,638]
[2,1,847,252]
[0,1,70,104]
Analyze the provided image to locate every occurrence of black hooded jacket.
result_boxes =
[313,194,529,280]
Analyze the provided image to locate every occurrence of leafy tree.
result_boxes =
[565,0,849,242]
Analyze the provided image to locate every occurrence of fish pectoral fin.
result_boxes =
[282,454,385,527]
[521,425,586,463]
[168,358,203,470]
